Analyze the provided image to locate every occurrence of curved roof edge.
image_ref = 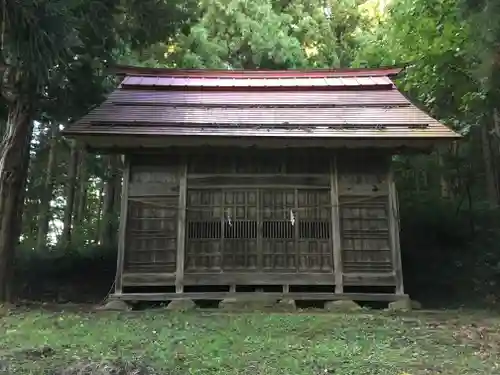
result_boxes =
[108,65,404,78]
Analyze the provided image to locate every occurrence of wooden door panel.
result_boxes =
[185,188,333,274]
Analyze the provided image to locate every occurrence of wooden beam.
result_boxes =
[184,272,335,285]
[187,175,330,188]
[175,158,188,293]
[122,272,176,286]
[122,271,400,287]
[114,154,130,294]
[343,272,396,286]
[387,165,404,295]
[112,292,408,302]
[68,133,457,151]
[330,156,343,293]
[128,182,179,197]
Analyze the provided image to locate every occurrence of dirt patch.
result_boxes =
[57,359,158,375]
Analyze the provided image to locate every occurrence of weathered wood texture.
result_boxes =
[185,188,332,273]
[330,156,343,292]
[388,166,404,294]
[337,153,393,281]
[175,160,188,293]
[124,156,180,274]
[114,155,130,293]
[120,149,400,291]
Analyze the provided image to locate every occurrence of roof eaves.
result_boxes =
[107,65,404,79]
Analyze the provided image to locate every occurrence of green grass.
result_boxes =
[1,307,499,374]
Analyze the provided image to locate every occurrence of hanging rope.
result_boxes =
[127,193,389,212]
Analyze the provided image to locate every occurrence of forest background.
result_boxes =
[1,0,499,306]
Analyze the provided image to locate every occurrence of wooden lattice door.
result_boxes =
[125,197,178,273]
[186,188,333,274]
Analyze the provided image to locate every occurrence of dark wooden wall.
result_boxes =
[336,153,396,287]
[116,148,403,294]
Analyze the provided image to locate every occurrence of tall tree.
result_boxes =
[100,156,120,248]
[60,141,79,248]
[0,0,75,300]
[75,149,89,227]
[0,0,196,300]
[171,0,307,69]
[282,0,366,68]
[35,122,58,251]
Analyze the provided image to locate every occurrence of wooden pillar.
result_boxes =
[175,158,188,293]
[330,155,343,293]
[114,154,130,295]
[388,165,404,295]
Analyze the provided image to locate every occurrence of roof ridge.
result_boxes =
[110,65,403,78]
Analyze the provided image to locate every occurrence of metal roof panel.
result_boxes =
[107,89,411,106]
[81,105,436,125]
[111,65,403,78]
[121,75,394,89]
[65,66,459,142]
[65,122,460,139]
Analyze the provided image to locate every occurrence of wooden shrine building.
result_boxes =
[63,66,460,302]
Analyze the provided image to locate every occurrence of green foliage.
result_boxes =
[172,0,307,69]
[461,0,500,90]
[13,245,116,303]
[2,0,77,88]
[356,0,479,124]
[118,0,198,49]
[399,196,500,306]
[139,0,366,69]
[351,0,500,307]
[284,0,366,67]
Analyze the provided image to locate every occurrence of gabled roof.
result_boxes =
[63,66,460,148]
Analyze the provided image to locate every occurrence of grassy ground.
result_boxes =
[0,307,499,374]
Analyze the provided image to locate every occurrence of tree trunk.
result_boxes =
[72,158,81,227]
[100,155,119,248]
[35,122,58,252]
[0,98,33,302]
[480,122,498,206]
[0,119,6,141]
[94,178,105,244]
[75,149,88,226]
[492,108,500,195]
[113,158,123,213]
[437,150,450,198]
[59,141,79,248]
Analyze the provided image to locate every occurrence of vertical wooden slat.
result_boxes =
[115,154,130,294]
[388,164,404,295]
[294,188,299,272]
[330,155,343,293]
[221,191,226,270]
[176,158,188,293]
[256,188,262,271]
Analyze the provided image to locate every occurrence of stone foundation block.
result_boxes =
[96,300,131,312]
[166,299,197,312]
[324,300,362,312]
[276,298,297,311]
[388,298,412,312]
[219,297,278,311]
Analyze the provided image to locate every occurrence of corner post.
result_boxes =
[115,154,130,295]
[175,157,188,294]
[330,155,343,293]
[388,164,404,295]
